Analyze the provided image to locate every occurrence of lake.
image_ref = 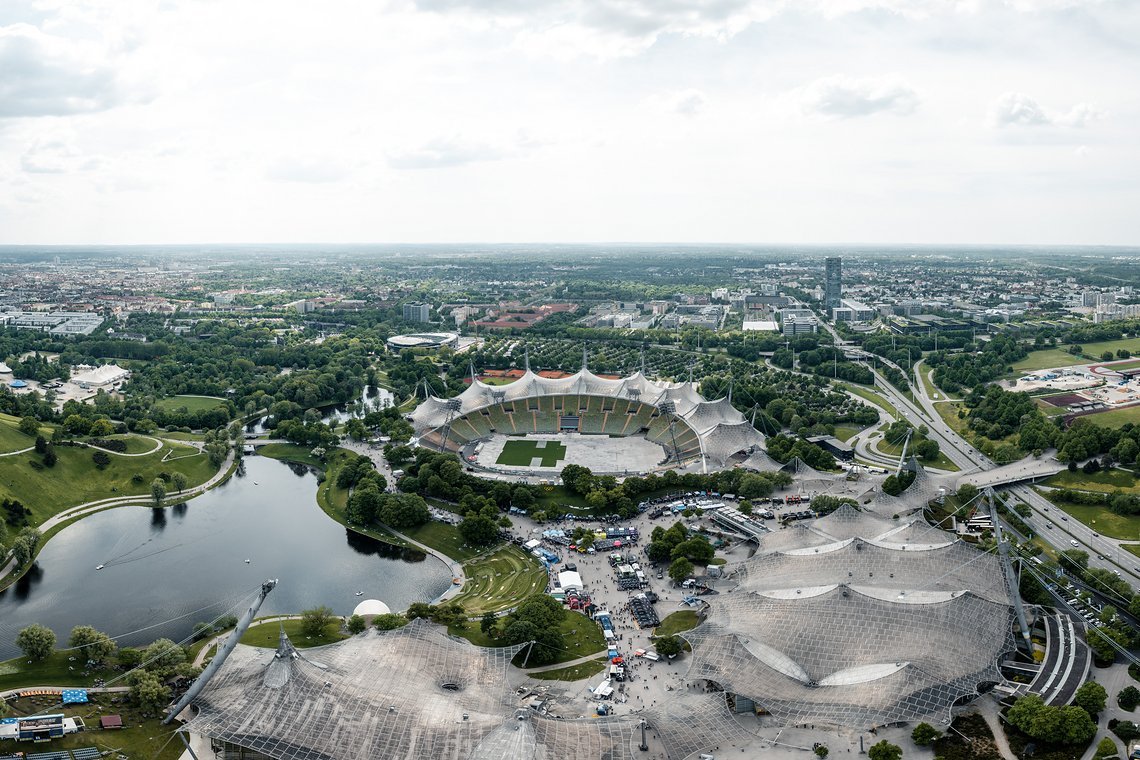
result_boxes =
[0,455,450,660]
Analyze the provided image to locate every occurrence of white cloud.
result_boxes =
[989,92,1105,128]
[800,76,919,119]
[387,136,509,170]
[673,89,706,116]
[265,157,351,184]
[20,132,101,173]
[0,23,124,118]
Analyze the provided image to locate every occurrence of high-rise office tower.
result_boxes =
[824,257,842,309]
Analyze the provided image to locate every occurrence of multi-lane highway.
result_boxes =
[817,317,1135,586]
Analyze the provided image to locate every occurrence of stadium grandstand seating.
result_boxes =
[581,410,606,434]
[469,412,493,437]
[534,410,559,433]
[449,416,482,441]
[624,404,655,434]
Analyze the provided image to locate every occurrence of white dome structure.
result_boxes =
[352,599,391,618]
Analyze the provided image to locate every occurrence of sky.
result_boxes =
[0,0,1138,246]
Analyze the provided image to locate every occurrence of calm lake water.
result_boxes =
[0,455,450,660]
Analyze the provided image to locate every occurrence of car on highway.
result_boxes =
[1046,522,1053,529]
[1061,516,1068,521]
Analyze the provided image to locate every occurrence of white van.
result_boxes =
[1070,540,1080,547]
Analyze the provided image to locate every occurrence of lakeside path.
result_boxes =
[0,451,236,587]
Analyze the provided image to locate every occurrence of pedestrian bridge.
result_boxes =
[955,457,1066,491]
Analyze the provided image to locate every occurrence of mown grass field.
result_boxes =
[1079,404,1140,429]
[496,439,567,467]
[240,617,349,648]
[449,546,548,614]
[0,419,37,453]
[654,610,699,638]
[153,394,227,412]
[873,435,960,472]
[1079,336,1140,360]
[844,384,898,417]
[257,442,338,469]
[1011,349,1088,373]
[0,650,119,692]
[105,434,161,454]
[0,439,216,524]
[1045,468,1140,494]
[832,424,865,442]
[402,520,488,562]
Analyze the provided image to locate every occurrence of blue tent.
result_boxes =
[61,688,88,704]
[8,379,27,388]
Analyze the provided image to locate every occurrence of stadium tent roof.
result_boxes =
[683,586,1015,727]
[185,618,751,759]
[410,368,765,468]
[695,512,1015,728]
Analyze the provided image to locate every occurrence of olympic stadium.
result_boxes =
[409,365,766,475]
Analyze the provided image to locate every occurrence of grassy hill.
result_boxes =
[0,435,217,525]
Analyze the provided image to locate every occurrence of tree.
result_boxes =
[655,635,683,657]
[300,606,337,638]
[151,477,166,507]
[738,499,753,515]
[128,669,171,714]
[192,622,214,641]
[373,613,408,630]
[69,625,117,662]
[668,557,694,584]
[15,624,56,661]
[18,416,39,436]
[92,450,111,469]
[911,722,941,746]
[481,612,498,637]
[867,740,902,760]
[957,483,979,504]
[34,435,47,454]
[1102,351,1115,362]
[42,445,57,467]
[172,472,188,493]
[459,510,500,547]
[346,615,367,635]
[1074,681,1107,716]
[88,418,115,437]
[142,638,187,674]
[1119,685,1140,712]
[916,439,940,462]
[813,746,829,758]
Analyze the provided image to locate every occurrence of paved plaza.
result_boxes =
[476,433,668,476]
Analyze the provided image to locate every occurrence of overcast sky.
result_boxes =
[1,0,1137,245]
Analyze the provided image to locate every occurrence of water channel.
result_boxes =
[0,455,451,661]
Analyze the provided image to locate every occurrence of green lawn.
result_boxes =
[873,433,960,472]
[0,441,217,525]
[256,442,331,469]
[844,384,899,417]
[240,617,349,649]
[496,439,567,467]
[0,419,37,453]
[529,658,607,681]
[1078,337,1140,360]
[449,546,548,614]
[450,608,606,667]
[1078,404,1140,429]
[832,424,865,443]
[1045,468,1140,495]
[402,520,491,562]
[1123,544,1140,560]
[0,650,120,692]
[157,430,206,442]
[153,394,227,413]
[1040,489,1140,541]
[1011,349,1088,373]
[104,434,161,454]
[654,610,699,638]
